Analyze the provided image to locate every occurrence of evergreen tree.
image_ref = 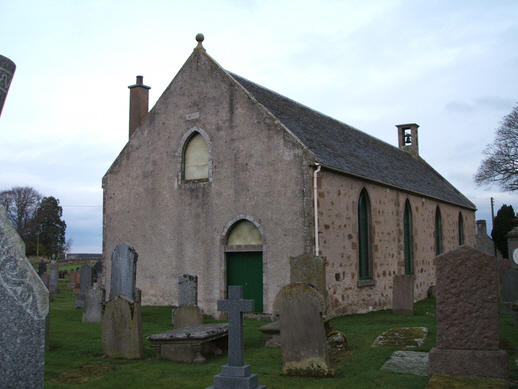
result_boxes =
[28,196,67,257]
[491,204,517,258]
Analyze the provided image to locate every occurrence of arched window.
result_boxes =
[227,220,263,245]
[404,200,413,275]
[458,212,464,246]
[435,207,442,256]
[358,189,371,280]
[183,132,209,180]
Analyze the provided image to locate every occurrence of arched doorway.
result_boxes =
[225,219,264,312]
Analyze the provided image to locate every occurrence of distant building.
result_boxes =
[102,35,476,317]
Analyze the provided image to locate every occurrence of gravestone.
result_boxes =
[67,269,76,288]
[207,286,266,389]
[40,272,50,290]
[73,271,81,295]
[75,264,93,309]
[102,243,143,359]
[49,259,60,294]
[179,273,198,306]
[83,284,105,323]
[38,260,47,276]
[501,267,518,314]
[290,254,327,298]
[0,206,49,389]
[59,270,65,279]
[93,259,103,282]
[174,305,204,329]
[173,274,203,327]
[273,282,331,377]
[109,242,138,300]
[392,274,415,314]
[428,245,508,380]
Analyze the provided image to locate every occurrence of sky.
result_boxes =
[0,1,517,253]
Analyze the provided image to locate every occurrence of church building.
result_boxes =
[102,34,476,317]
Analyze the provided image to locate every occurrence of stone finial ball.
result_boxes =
[196,33,204,43]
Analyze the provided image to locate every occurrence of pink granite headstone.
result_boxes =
[428,245,508,380]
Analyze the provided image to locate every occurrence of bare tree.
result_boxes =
[475,104,518,191]
[0,186,42,244]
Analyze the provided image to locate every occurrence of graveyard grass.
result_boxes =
[44,280,518,389]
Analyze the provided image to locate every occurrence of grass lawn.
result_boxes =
[44,281,518,389]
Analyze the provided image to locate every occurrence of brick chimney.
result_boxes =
[128,75,150,138]
[396,123,419,158]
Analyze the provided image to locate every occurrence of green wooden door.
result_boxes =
[227,252,263,312]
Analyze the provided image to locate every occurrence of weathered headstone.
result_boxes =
[67,269,76,288]
[179,273,198,306]
[500,267,518,314]
[58,270,65,279]
[73,271,81,295]
[75,264,93,309]
[207,286,266,389]
[83,284,105,323]
[109,242,138,301]
[49,259,60,294]
[38,260,47,276]
[174,305,204,329]
[102,243,143,359]
[40,272,50,290]
[428,245,508,380]
[392,274,415,314]
[0,54,16,117]
[0,206,49,389]
[93,259,103,282]
[173,273,203,327]
[273,282,332,377]
[290,254,327,298]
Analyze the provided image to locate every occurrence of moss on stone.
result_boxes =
[372,327,428,348]
[282,358,334,377]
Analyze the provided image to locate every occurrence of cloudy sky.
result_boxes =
[1,1,517,253]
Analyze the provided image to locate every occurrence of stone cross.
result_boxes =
[208,285,265,389]
[217,286,254,367]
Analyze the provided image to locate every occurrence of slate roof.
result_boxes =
[230,72,475,210]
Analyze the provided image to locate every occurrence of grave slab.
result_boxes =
[381,351,428,377]
[83,284,105,323]
[148,323,228,364]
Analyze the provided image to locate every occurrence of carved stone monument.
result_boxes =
[207,286,266,389]
[0,54,16,117]
[83,284,105,323]
[0,206,49,389]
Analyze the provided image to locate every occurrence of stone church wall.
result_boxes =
[103,49,312,317]
[316,168,476,317]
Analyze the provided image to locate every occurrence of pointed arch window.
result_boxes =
[458,212,464,246]
[183,132,209,180]
[435,207,442,256]
[404,200,413,275]
[358,189,372,280]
